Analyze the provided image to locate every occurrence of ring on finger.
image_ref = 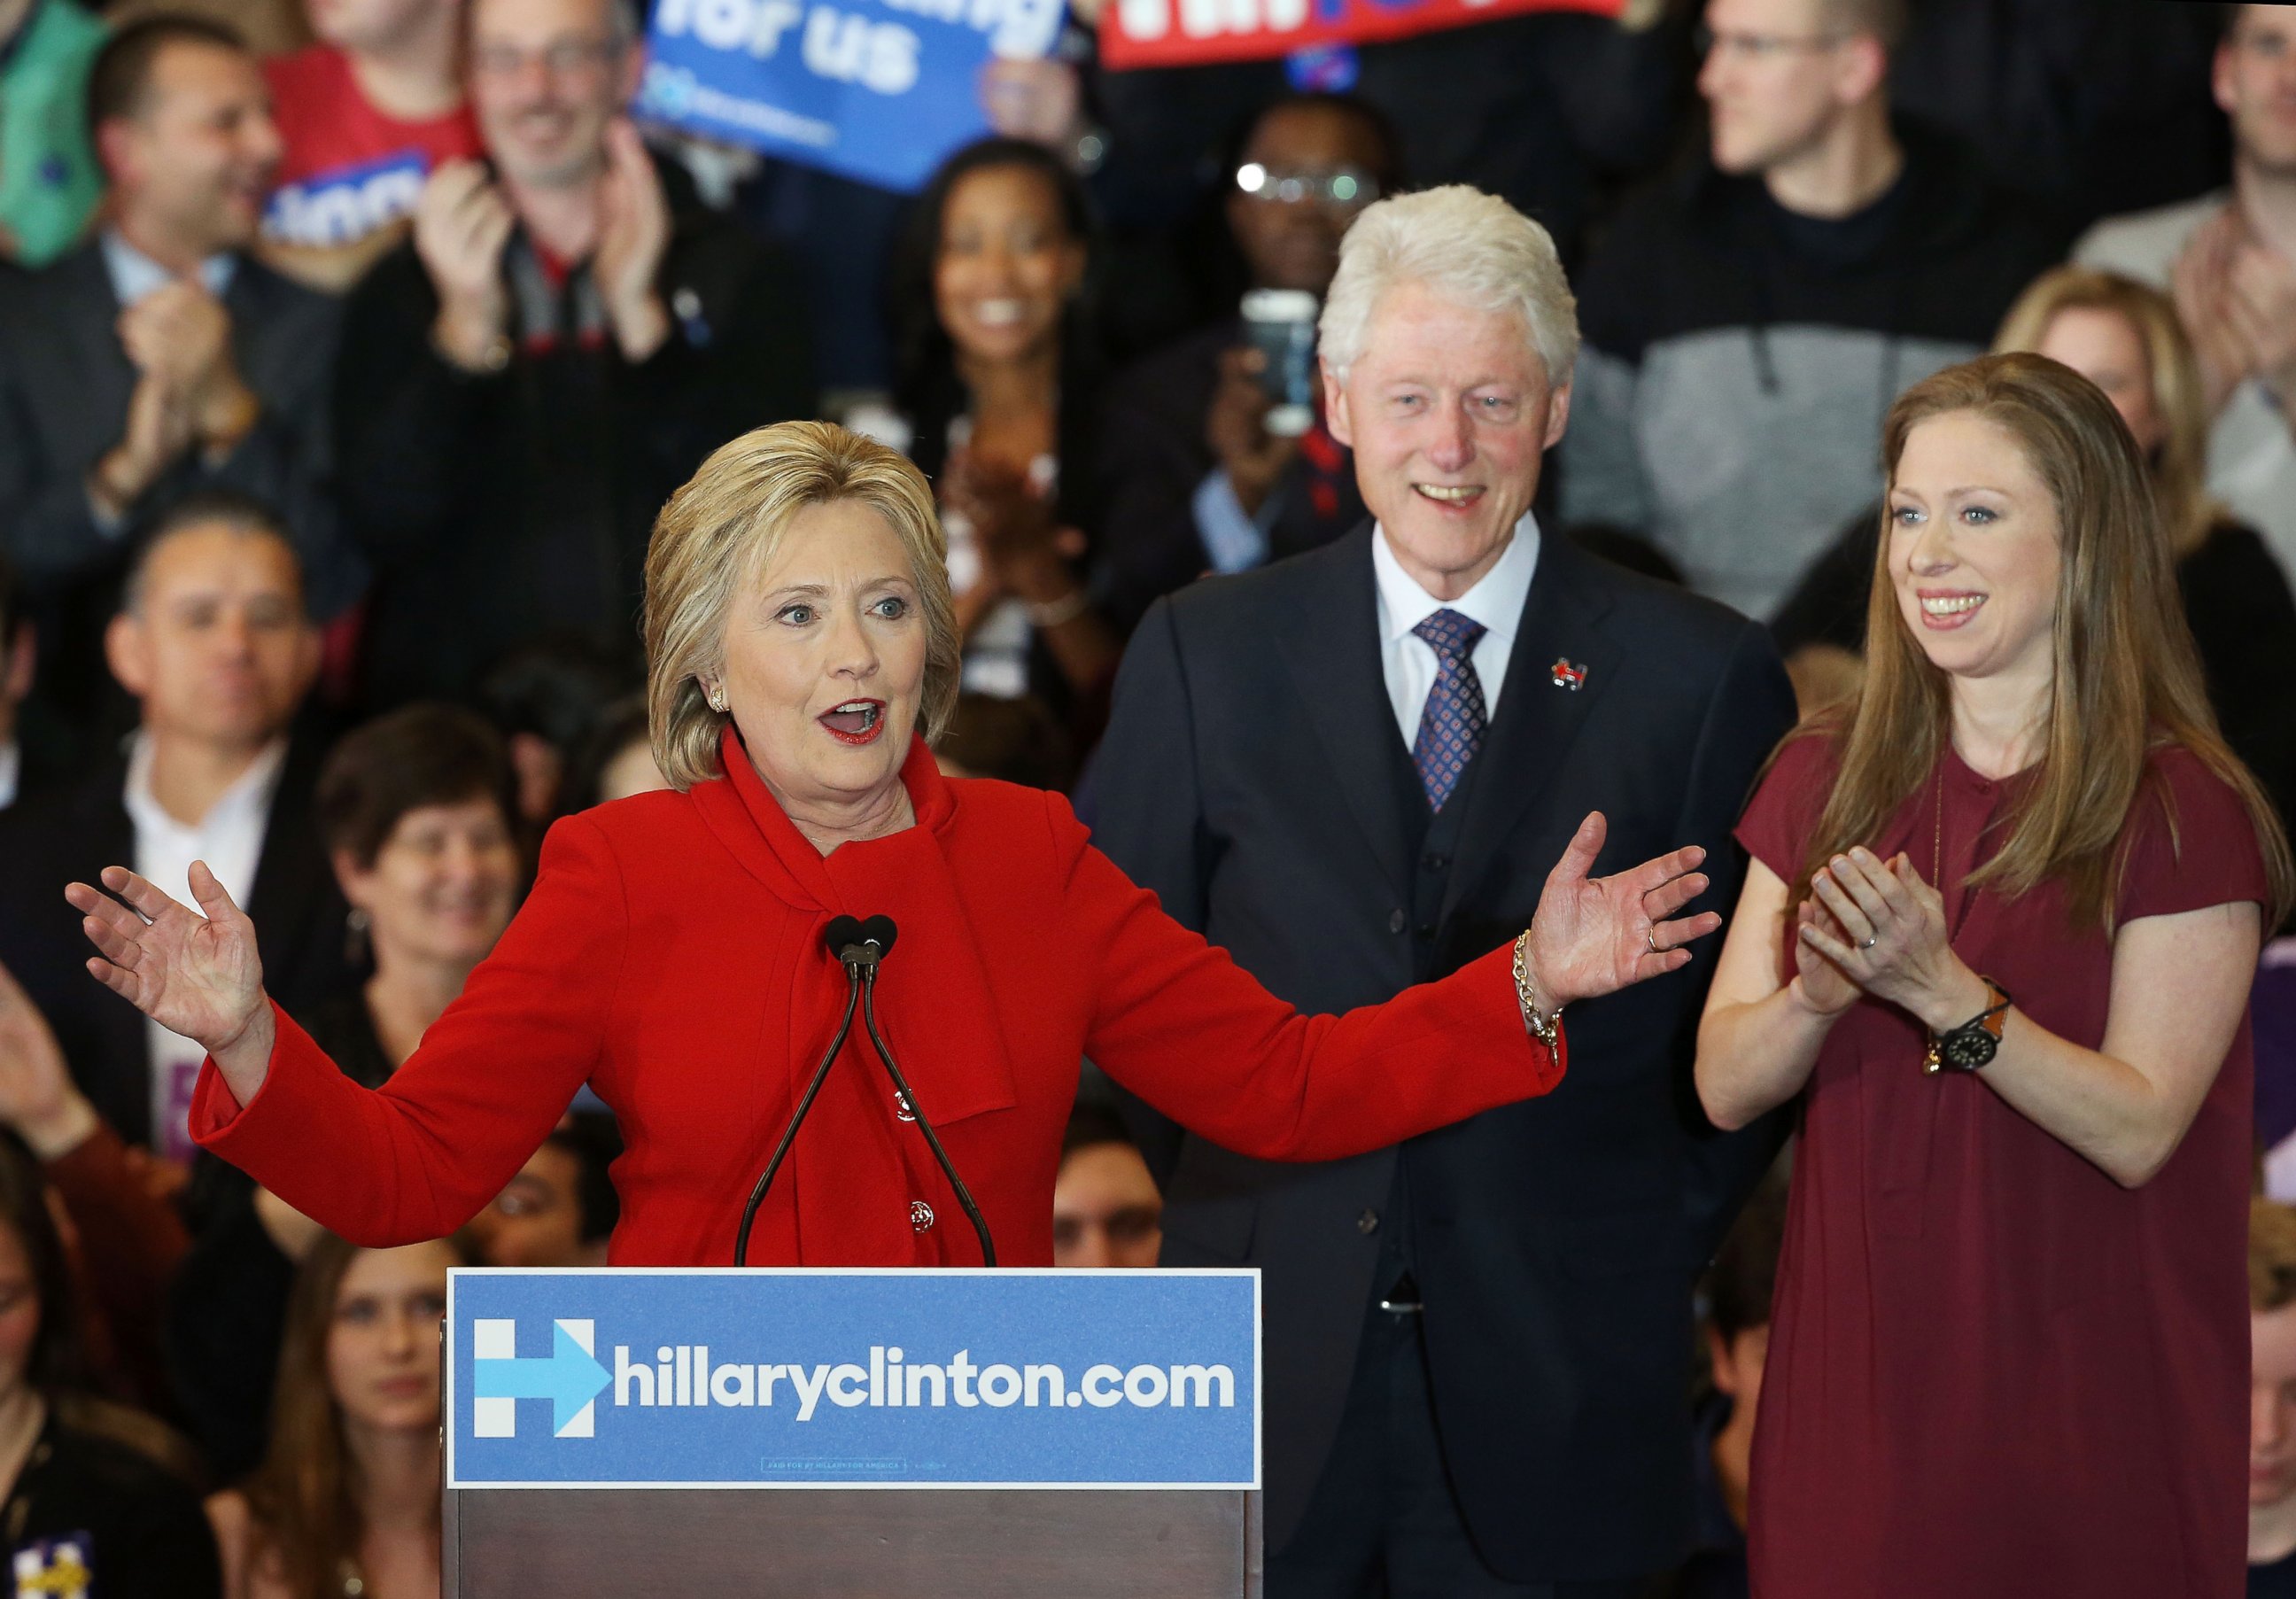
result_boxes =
[1859,935,1878,950]
[1647,928,1667,956]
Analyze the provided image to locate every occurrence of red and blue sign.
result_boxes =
[1100,0,1617,70]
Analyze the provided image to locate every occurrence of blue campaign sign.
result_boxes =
[636,0,1063,193]
[446,1269,1260,1489]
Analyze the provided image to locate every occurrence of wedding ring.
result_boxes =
[1860,935,1878,950]
[1645,929,1661,955]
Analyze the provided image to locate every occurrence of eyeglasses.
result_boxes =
[471,36,621,80]
[1234,163,1379,209]
[1694,24,1849,61]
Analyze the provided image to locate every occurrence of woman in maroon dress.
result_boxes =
[1696,353,2295,1598]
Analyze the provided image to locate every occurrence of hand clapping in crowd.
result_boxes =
[2174,205,2296,414]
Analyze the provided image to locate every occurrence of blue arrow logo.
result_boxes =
[474,1321,611,1437]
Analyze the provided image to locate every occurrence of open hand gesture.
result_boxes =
[66,864,268,1061]
[1525,812,1719,1008]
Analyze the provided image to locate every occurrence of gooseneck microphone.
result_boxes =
[733,915,998,1269]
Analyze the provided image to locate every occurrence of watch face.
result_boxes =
[1942,1028,1998,1071]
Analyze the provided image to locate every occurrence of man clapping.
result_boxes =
[334,0,815,708]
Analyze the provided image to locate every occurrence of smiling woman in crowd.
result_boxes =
[167,704,523,1479]
[1696,353,2294,1598]
[888,137,1121,730]
[66,419,1719,1273]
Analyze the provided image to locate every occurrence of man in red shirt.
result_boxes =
[260,0,478,291]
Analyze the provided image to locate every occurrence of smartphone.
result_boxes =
[1240,288,1320,438]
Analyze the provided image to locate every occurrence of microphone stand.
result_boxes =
[733,965,861,1269]
[856,961,997,1269]
[732,916,999,1269]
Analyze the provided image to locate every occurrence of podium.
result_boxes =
[443,1268,1262,1596]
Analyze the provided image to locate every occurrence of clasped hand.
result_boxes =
[1793,848,1978,1028]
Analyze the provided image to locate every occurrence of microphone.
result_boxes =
[733,914,997,1269]
[825,914,898,972]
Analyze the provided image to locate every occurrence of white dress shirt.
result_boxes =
[1372,512,1542,746]
[100,229,237,308]
[124,732,286,1160]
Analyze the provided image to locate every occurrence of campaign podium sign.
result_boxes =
[443,1269,1263,1595]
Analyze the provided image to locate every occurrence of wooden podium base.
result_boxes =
[446,1486,1263,1596]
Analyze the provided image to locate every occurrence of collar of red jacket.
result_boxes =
[687,726,1020,1147]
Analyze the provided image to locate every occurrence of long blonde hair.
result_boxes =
[1793,353,2293,930]
[1993,266,2216,557]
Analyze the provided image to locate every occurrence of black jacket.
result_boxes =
[1092,319,1363,637]
[334,159,814,708]
[0,734,353,1146]
[0,244,357,718]
[1090,529,1797,1580]
[1,1409,220,1599]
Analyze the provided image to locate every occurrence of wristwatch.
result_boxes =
[1925,978,2012,1075]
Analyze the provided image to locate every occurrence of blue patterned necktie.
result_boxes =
[1411,609,1488,812]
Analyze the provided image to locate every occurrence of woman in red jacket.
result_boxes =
[67,423,1719,1269]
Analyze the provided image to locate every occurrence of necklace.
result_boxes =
[1933,763,1945,887]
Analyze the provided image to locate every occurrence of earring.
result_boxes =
[705,684,727,713]
[345,907,371,966]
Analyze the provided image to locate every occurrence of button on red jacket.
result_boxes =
[194,732,1562,1266]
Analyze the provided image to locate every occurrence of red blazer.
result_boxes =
[193,733,1562,1266]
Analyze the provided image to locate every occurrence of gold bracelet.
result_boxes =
[1512,931,1561,1052]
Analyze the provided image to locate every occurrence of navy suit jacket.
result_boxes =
[1090,526,1796,1581]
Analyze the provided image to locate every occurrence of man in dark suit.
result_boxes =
[1093,185,1797,1595]
[0,493,350,1160]
[0,15,357,719]
[0,551,68,811]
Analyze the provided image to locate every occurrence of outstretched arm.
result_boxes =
[66,821,622,1246]
[1070,793,1718,1161]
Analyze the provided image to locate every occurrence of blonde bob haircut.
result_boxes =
[644,421,960,790]
[1993,267,2217,558]
[1318,184,1579,390]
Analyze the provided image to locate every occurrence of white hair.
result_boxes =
[1318,185,1579,389]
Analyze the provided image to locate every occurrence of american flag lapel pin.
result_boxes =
[1550,659,1588,691]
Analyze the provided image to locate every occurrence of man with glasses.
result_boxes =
[1095,93,1393,636]
[1561,0,2064,625]
[333,0,813,707]
[2078,3,2296,586]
